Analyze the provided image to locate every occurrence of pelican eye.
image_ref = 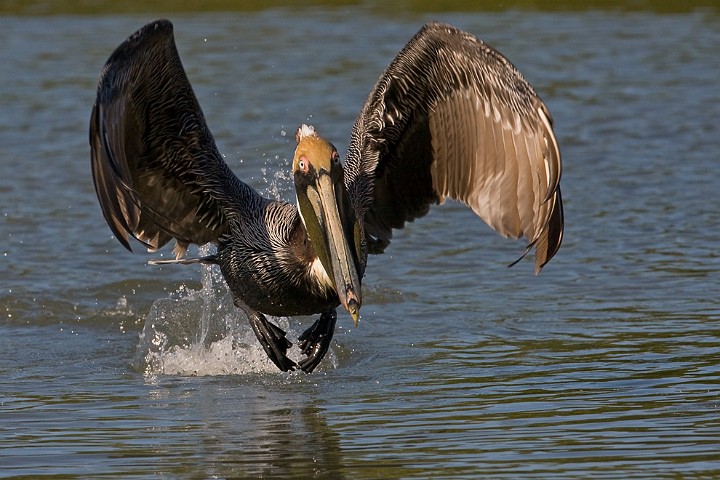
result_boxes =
[298,155,309,173]
[332,151,340,164]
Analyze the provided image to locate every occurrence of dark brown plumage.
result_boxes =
[90,20,563,373]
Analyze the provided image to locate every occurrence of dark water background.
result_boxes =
[1,2,719,478]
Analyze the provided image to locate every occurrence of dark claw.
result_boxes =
[298,310,337,373]
[248,312,297,372]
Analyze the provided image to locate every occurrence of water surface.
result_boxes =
[1,4,719,478]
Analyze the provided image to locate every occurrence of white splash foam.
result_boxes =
[133,244,337,377]
[296,123,316,140]
[140,327,287,376]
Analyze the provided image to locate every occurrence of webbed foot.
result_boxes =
[248,312,297,372]
[298,310,337,373]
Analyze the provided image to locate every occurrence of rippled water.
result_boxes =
[2,4,720,478]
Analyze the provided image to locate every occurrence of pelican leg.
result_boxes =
[298,309,337,373]
[247,311,297,372]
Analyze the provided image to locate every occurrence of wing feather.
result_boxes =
[90,19,259,258]
[345,22,563,271]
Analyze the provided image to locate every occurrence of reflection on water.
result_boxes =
[137,383,347,479]
[1,4,720,479]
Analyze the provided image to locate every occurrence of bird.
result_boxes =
[90,19,563,373]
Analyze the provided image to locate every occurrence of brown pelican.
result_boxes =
[90,20,563,373]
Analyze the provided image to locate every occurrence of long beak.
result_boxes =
[303,172,362,325]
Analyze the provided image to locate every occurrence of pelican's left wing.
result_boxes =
[345,22,563,273]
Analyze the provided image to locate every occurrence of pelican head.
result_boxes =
[293,124,362,325]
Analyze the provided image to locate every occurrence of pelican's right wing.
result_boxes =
[345,22,563,272]
[90,20,258,258]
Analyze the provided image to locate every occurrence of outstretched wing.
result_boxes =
[90,19,259,258]
[345,22,563,272]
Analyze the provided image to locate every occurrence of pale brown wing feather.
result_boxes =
[345,22,563,272]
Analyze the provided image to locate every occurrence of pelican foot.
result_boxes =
[248,312,297,372]
[298,310,337,373]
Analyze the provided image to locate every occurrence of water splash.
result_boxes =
[255,149,293,202]
[133,244,337,376]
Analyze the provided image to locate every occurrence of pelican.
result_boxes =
[90,20,563,373]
